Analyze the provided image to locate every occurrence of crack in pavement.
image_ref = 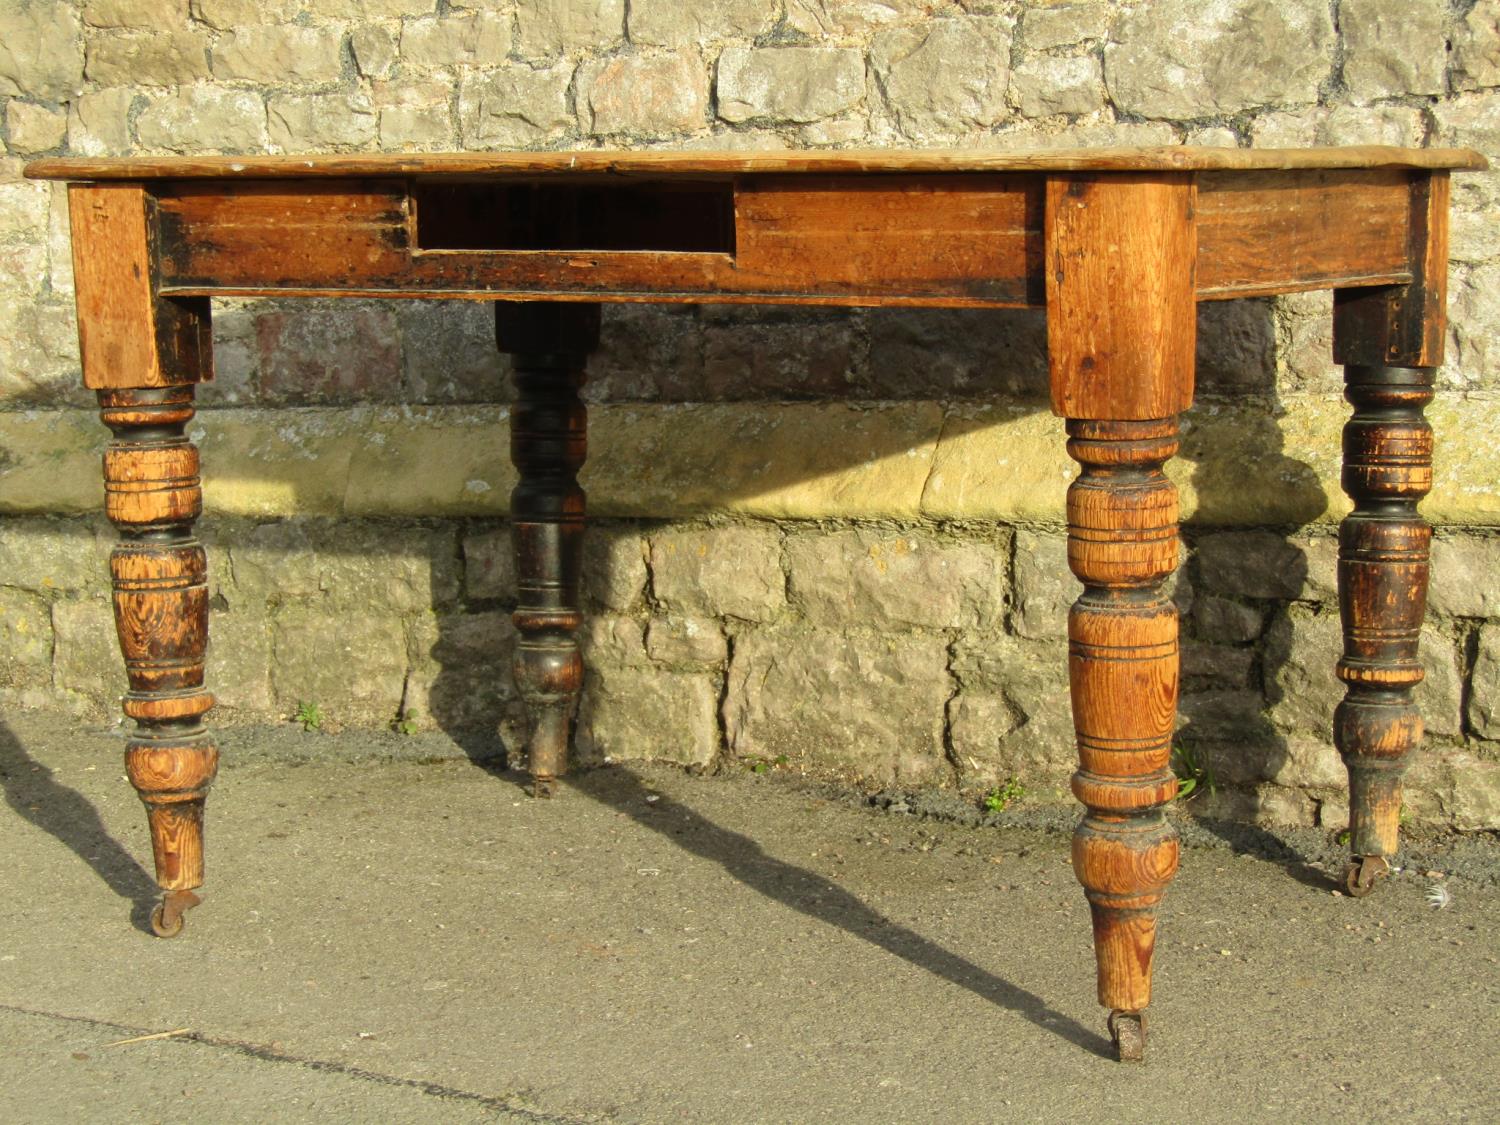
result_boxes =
[0,1002,603,1124]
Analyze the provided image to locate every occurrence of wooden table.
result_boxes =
[25,146,1486,1061]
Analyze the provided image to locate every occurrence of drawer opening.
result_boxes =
[413,180,736,254]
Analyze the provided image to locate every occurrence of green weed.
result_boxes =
[293,700,324,733]
[983,776,1026,812]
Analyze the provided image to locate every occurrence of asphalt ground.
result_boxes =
[2,713,1497,1123]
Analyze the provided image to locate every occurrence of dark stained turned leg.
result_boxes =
[1334,365,1434,896]
[1065,418,1182,1062]
[496,302,600,797]
[99,386,218,937]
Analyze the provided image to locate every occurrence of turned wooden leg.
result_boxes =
[496,303,599,797]
[1333,365,1433,895]
[99,386,217,937]
[1065,419,1182,1062]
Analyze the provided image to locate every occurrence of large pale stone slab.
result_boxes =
[268,94,378,149]
[872,16,1013,135]
[459,65,575,147]
[576,665,719,767]
[86,28,210,86]
[135,86,269,153]
[786,526,1006,630]
[0,2,84,100]
[271,604,409,724]
[651,526,784,622]
[1340,0,1446,102]
[515,0,625,57]
[583,53,708,136]
[212,26,344,85]
[717,47,865,124]
[630,0,776,47]
[724,626,951,785]
[1455,0,1500,91]
[1105,0,1333,119]
[400,12,511,68]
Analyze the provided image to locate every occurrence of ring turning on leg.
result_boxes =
[1064,418,1183,1062]
[100,387,218,936]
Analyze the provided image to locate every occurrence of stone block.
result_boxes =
[0,2,84,100]
[269,94,378,149]
[645,616,727,667]
[872,16,1013,135]
[1449,755,1500,831]
[462,525,514,602]
[1428,536,1500,619]
[701,308,856,399]
[51,596,122,708]
[220,519,460,614]
[1417,626,1465,740]
[1177,690,1277,760]
[717,47,865,125]
[1190,597,1265,645]
[630,0,776,47]
[1022,2,1111,50]
[212,26,344,86]
[1470,623,1500,740]
[86,28,210,86]
[1105,0,1332,119]
[0,588,52,686]
[1195,531,1310,601]
[576,664,718,767]
[1263,606,1341,735]
[404,609,518,733]
[724,626,950,784]
[1455,0,1500,91]
[949,633,1073,787]
[579,614,648,667]
[516,0,625,57]
[650,525,784,622]
[459,65,574,147]
[0,410,104,516]
[6,102,67,154]
[395,299,506,401]
[1010,529,1069,640]
[379,103,453,150]
[1196,299,1275,394]
[351,25,397,80]
[84,0,189,27]
[67,88,134,156]
[584,53,708,137]
[786,527,1006,631]
[400,12,511,68]
[785,0,931,37]
[864,308,1048,399]
[1011,53,1103,118]
[205,604,273,716]
[1273,736,1348,791]
[135,87,269,153]
[270,604,408,723]
[584,527,649,612]
[190,0,302,27]
[587,304,702,401]
[249,302,402,404]
[1339,0,1446,102]
[1181,640,1255,690]
[0,517,110,595]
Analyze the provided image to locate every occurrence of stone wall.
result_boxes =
[1,0,1498,829]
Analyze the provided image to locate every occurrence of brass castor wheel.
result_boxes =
[1108,1009,1147,1062]
[150,889,202,938]
[1342,854,1391,898]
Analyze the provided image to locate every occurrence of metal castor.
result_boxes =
[1342,854,1391,898]
[149,889,201,938]
[1108,1009,1147,1062]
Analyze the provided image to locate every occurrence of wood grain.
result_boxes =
[99,386,217,896]
[68,183,211,389]
[1065,419,1182,1021]
[1333,172,1451,367]
[24,145,1487,182]
[1047,174,1197,421]
[1334,365,1433,862]
[1196,169,1412,298]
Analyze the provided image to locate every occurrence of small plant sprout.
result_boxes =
[1170,741,1215,801]
[394,709,419,736]
[983,776,1026,812]
[293,700,324,732]
[1425,882,1452,910]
